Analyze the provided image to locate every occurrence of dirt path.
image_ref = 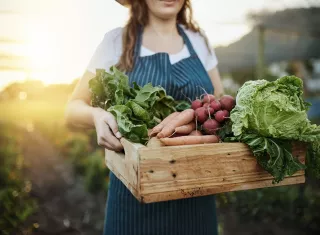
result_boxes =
[18,126,107,235]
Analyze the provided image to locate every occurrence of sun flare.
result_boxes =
[23,23,60,84]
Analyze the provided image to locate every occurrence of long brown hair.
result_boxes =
[117,0,209,71]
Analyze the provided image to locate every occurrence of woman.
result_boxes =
[65,0,224,234]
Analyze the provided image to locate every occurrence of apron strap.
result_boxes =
[133,24,143,64]
[177,25,197,57]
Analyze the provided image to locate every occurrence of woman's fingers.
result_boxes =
[98,125,123,152]
[93,110,123,151]
[103,113,122,139]
[97,139,113,150]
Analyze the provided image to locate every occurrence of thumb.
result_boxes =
[105,113,122,139]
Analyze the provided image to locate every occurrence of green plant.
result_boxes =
[226,76,320,183]
[85,150,109,194]
[0,125,37,234]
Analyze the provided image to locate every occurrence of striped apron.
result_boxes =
[103,25,218,235]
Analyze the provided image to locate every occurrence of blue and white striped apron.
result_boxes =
[103,25,218,235]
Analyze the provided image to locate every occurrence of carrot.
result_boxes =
[160,135,219,146]
[147,137,165,147]
[175,122,196,135]
[157,109,195,138]
[150,112,180,136]
[189,130,203,136]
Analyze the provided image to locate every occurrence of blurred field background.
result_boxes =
[1,0,320,235]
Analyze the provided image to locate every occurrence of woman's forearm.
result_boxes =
[65,99,103,129]
[64,70,103,129]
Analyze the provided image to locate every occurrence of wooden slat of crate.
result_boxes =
[105,138,306,203]
[141,174,305,203]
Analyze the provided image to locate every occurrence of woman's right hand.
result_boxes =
[92,108,124,152]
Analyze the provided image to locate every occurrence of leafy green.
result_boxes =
[89,66,177,144]
[175,100,191,111]
[107,105,148,144]
[231,76,319,140]
[306,141,320,179]
[228,75,320,182]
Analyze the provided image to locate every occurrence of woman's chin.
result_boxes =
[148,0,184,20]
[157,11,179,20]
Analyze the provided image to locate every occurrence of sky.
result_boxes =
[0,0,315,89]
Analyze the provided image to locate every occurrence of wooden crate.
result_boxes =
[105,138,306,203]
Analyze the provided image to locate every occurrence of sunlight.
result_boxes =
[23,23,60,84]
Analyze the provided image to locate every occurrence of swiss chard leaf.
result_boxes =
[89,66,177,144]
[175,100,191,111]
[107,105,149,145]
[126,100,151,123]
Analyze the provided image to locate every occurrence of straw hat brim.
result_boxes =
[116,0,129,7]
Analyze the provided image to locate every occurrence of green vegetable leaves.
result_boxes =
[107,105,149,144]
[89,66,176,144]
[306,141,320,179]
[228,75,320,182]
[230,76,320,140]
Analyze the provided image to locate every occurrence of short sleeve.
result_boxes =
[205,46,218,72]
[184,27,218,72]
[86,27,123,74]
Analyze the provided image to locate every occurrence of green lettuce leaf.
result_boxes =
[230,76,320,142]
[228,75,320,182]
[306,141,320,179]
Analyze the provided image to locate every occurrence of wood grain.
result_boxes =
[105,138,144,200]
[141,175,305,203]
[105,140,307,203]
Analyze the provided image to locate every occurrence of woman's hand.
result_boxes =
[92,108,124,152]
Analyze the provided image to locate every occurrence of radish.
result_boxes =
[219,95,235,111]
[202,119,221,135]
[222,110,230,118]
[195,107,208,124]
[210,100,221,111]
[202,94,215,103]
[191,99,203,110]
[215,110,229,123]
[203,103,210,108]
[205,107,215,115]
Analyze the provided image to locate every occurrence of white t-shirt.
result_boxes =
[87,26,218,73]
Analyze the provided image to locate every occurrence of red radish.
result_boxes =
[205,107,215,115]
[202,119,221,135]
[210,100,222,111]
[215,110,229,123]
[191,99,202,110]
[203,103,210,108]
[222,110,230,118]
[219,95,235,111]
[195,107,208,124]
[203,94,215,103]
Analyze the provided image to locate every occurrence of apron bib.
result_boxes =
[103,25,218,235]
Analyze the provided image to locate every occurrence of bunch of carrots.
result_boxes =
[149,94,235,146]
